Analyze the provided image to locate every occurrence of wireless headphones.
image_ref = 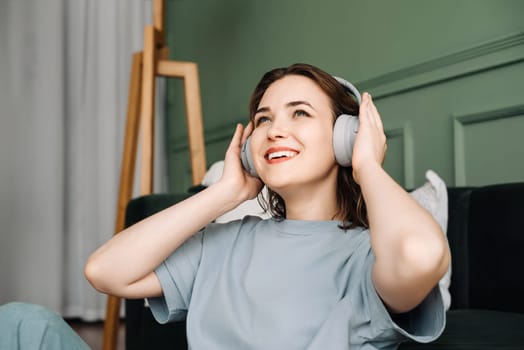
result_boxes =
[240,76,361,177]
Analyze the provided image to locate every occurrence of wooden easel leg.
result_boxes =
[182,63,207,185]
[102,51,143,350]
[157,60,207,185]
[140,25,157,195]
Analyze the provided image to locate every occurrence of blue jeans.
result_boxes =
[0,302,90,350]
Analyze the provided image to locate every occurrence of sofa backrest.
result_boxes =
[447,183,524,313]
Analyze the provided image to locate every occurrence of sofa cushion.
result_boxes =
[445,187,473,309]
[467,183,524,313]
[125,193,192,225]
[126,298,187,350]
[399,309,524,349]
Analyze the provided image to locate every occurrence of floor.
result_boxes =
[67,319,126,350]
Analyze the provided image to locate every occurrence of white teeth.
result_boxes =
[268,151,297,160]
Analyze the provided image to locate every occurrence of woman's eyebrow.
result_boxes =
[255,100,315,115]
[286,100,316,110]
[255,106,270,115]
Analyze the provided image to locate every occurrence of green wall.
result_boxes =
[164,0,524,192]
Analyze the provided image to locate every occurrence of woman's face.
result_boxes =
[249,74,339,195]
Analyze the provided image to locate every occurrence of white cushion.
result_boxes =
[410,170,451,310]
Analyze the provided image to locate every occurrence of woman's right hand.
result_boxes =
[219,123,263,203]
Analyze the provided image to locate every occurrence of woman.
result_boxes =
[85,63,449,349]
[0,63,449,349]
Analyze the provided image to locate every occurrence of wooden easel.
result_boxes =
[102,1,207,349]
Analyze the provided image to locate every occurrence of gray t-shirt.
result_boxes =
[148,216,445,349]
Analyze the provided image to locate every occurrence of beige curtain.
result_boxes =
[0,0,167,320]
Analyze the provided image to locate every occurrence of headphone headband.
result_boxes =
[333,76,362,105]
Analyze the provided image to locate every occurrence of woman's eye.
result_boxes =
[293,109,310,117]
[255,116,271,126]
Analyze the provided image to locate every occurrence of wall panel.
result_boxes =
[454,105,524,186]
[164,0,524,191]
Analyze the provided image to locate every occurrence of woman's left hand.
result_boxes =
[351,92,387,184]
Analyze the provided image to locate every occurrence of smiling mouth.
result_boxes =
[266,150,298,161]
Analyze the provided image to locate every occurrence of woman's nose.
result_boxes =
[266,117,290,139]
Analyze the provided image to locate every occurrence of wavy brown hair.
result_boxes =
[248,63,369,229]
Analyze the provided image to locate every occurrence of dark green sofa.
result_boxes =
[125,183,524,349]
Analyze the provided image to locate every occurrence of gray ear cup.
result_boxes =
[240,137,258,177]
[332,76,362,167]
[333,114,359,167]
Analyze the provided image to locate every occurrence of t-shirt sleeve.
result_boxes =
[147,230,204,324]
[359,246,446,347]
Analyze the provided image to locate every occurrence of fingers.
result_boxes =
[360,92,383,131]
[226,122,256,165]
[368,93,384,130]
[227,123,244,153]
[241,121,254,145]
[354,92,387,165]
[227,122,254,152]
